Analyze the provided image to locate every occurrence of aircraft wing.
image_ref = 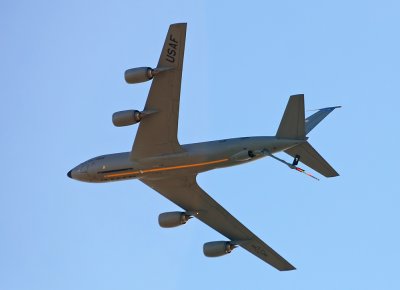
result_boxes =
[141,174,295,271]
[131,23,187,160]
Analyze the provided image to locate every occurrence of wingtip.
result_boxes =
[279,265,296,271]
[170,22,187,27]
[290,93,304,98]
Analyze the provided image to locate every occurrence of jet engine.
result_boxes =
[112,109,156,127]
[112,110,142,127]
[158,211,192,228]
[125,66,174,84]
[124,67,156,84]
[203,241,237,257]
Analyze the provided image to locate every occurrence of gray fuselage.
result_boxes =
[68,136,304,183]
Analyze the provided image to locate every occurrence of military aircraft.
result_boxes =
[68,23,340,271]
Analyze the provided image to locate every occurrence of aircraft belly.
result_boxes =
[96,137,302,182]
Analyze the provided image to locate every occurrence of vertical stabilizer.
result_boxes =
[276,94,305,139]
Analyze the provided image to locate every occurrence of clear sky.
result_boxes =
[1,1,399,289]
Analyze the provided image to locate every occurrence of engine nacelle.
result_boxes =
[112,110,142,127]
[124,67,154,84]
[158,211,191,228]
[203,241,236,257]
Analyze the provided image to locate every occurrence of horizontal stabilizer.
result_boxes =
[305,106,341,135]
[284,142,339,177]
[276,94,305,139]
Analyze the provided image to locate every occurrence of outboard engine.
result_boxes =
[203,241,237,257]
[124,66,173,84]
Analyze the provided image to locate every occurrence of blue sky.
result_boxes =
[1,1,399,289]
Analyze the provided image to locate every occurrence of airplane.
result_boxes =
[67,23,340,271]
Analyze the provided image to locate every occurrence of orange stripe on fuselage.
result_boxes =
[103,158,229,178]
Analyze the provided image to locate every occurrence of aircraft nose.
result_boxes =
[67,170,72,178]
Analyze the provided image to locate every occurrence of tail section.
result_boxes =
[274,94,340,178]
[305,106,341,135]
[276,94,305,139]
[284,142,339,177]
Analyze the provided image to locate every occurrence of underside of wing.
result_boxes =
[141,174,295,271]
[131,23,187,160]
